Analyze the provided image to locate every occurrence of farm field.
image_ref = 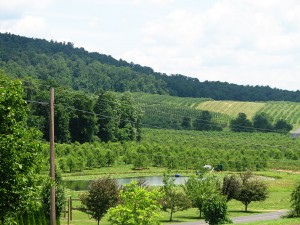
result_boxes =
[195,100,265,119]
[133,93,300,129]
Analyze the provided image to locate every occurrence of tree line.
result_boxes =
[230,112,293,133]
[24,81,142,143]
[2,32,300,102]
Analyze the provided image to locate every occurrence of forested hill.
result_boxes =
[1,32,300,102]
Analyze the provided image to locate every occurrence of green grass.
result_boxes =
[230,217,300,225]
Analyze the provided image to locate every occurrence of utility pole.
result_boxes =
[50,87,56,225]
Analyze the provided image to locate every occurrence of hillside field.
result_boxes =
[133,93,300,130]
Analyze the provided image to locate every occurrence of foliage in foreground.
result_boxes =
[40,167,66,223]
[108,181,162,225]
[0,73,42,224]
[288,180,300,218]
[202,194,232,225]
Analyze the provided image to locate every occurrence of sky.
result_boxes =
[1,0,300,91]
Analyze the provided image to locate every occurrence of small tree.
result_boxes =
[274,119,293,133]
[289,181,300,217]
[230,113,254,132]
[234,173,268,212]
[202,194,231,225]
[183,175,220,218]
[160,174,191,221]
[108,181,162,225]
[222,174,241,202]
[80,177,120,225]
[252,112,273,132]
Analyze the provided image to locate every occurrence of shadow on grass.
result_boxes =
[161,215,202,223]
[229,210,264,214]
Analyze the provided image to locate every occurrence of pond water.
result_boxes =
[64,176,188,191]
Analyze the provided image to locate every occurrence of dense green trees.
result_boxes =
[2,32,300,102]
[26,86,142,143]
[230,112,292,134]
[0,74,42,223]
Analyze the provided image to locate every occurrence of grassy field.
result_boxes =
[195,100,266,119]
[60,170,300,225]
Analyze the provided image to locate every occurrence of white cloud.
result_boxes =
[0,0,53,12]
[117,0,300,91]
[1,16,46,36]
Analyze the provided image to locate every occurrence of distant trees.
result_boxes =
[230,112,292,134]
[252,113,273,132]
[193,110,222,131]
[230,113,254,132]
[274,119,293,133]
[27,87,142,143]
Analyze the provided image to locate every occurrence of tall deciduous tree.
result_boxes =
[0,74,42,223]
[94,91,120,142]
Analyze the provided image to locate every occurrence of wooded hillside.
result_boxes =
[1,32,300,102]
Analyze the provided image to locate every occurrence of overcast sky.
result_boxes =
[1,0,300,91]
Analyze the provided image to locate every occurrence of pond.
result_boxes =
[64,176,189,191]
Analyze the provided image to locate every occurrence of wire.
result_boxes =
[21,82,296,134]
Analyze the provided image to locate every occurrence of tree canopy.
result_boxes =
[0,73,42,223]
